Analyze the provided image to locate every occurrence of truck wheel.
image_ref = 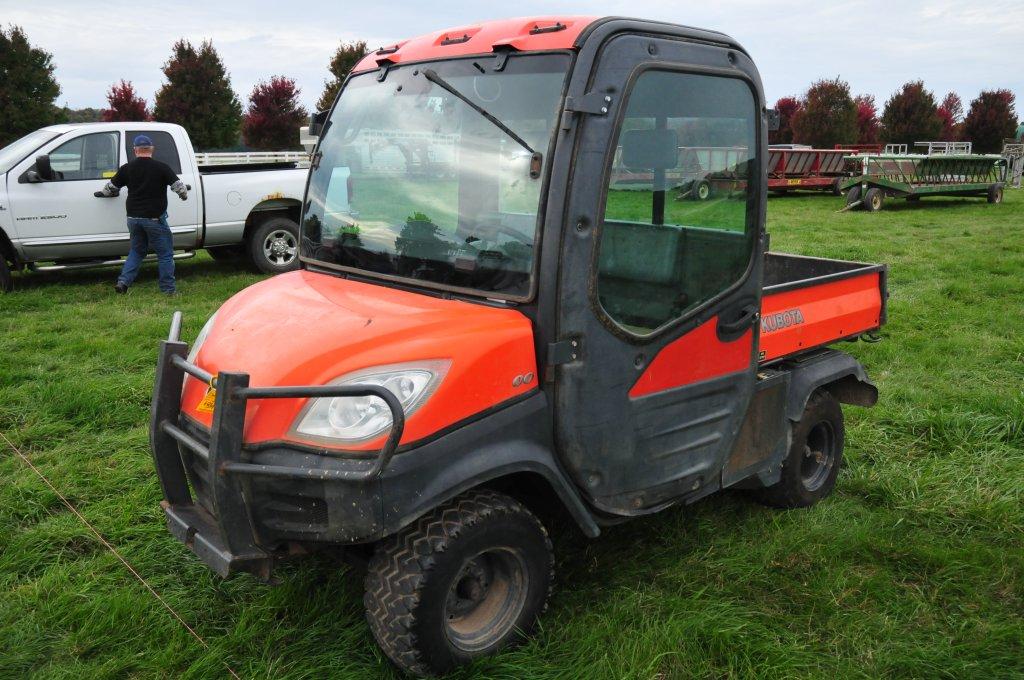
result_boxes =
[755,390,844,509]
[845,185,861,208]
[248,216,300,274]
[863,187,884,212]
[987,185,1003,204]
[0,257,12,294]
[364,490,553,676]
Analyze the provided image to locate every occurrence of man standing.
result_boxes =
[95,134,188,294]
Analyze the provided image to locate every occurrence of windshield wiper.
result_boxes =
[421,68,543,179]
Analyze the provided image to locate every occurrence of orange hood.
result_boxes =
[182,270,538,449]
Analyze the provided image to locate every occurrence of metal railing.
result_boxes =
[194,151,311,167]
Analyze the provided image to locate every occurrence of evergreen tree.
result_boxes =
[880,81,943,148]
[242,76,308,150]
[153,39,242,149]
[791,78,857,148]
[0,25,62,147]
[961,90,1017,153]
[317,40,368,112]
[101,80,150,122]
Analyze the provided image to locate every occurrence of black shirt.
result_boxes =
[111,157,180,218]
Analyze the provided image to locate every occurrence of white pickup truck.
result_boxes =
[0,122,322,292]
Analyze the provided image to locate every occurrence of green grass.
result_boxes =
[2,190,1023,678]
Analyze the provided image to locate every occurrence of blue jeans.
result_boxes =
[118,213,175,292]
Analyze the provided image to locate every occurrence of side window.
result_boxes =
[597,71,758,336]
[126,130,182,173]
[47,132,120,181]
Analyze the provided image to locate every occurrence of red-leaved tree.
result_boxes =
[881,81,943,148]
[961,89,1017,153]
[937,92,963,140]
[101,80,150,122]
[791,78,857,148]
[854,94,880,144]
[769,96,803,145]
[242,76,308,150]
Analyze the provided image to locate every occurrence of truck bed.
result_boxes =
[759,252,886,363]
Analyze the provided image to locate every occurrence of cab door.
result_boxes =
[554,34,768,515]
[8,130,127,260]
[124,129,201,249]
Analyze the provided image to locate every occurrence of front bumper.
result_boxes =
[149,312,404,579]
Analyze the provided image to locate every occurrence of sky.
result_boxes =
[3,0,1022,119]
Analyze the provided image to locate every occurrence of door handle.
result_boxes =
[717,304,759,340]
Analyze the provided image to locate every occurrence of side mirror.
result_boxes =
[35,154,55,181]
[25,170,42,183]
[309,110,329,137]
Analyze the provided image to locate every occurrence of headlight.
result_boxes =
[187,312,218,364]
[292,360,450,443]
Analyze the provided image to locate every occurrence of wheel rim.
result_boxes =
[800,420,836,492]
[698,183,710,200]
[871,194,881,210]
[263,229,297,267]
[443,547,529,653]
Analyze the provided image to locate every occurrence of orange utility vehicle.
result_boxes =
[150,16,887,675]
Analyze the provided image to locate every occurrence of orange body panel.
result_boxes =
[352,16,598,73]
[629,317,753,398]
[182,271,537,450]
[759,272,883,363]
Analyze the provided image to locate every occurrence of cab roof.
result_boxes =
[352,16,599,73]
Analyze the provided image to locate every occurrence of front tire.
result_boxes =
[0,257,12,294]
[364,490,554,676]
[987,184,1003,204]
[755,390,845,508]
[248,216,300,274]
[691,179,712,201]
[863,187,884,212]
[845,185,862,208]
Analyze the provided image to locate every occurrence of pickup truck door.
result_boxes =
[553,34,768,515]
[7,130,128,260]
[124,129,201,249]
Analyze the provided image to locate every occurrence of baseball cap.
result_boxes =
[133,134,154,147]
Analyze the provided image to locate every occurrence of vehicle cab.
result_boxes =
[150,16,884,676]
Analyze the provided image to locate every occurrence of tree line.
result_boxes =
[770,77,1019,153]
[0,25,367,150]
[2,24,1020,154]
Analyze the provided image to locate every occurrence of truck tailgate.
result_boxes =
[759,252,886,363]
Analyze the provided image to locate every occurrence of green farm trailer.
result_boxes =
[842,152,1008,211]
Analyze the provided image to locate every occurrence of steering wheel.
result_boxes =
[493,225,533,245]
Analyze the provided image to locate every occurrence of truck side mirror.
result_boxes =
[35,154,55,181]
[309,110,329,137]
[767,109,781,132]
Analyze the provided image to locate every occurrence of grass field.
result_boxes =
[2,189,1022,679]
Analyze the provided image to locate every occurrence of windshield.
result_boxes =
[301,54,570,300]
[0,129,61,174]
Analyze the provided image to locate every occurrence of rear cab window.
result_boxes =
[126,130,182,173]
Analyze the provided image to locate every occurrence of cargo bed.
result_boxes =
[759,253,886,363]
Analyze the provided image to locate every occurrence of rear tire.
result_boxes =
[755,390,845,509]
[364,490,553,677]
[863,187,884,212]
[247,216,300,274]
[987,184,1003,204]
[0,257,12,294]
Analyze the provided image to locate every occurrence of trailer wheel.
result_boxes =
[831,178,844,196]
[987,185,1003,204]
[364,489,553,676]
[690,179,712,201]
[0,257,12,294]
[755,390,844,509]
[845,185,861,208]
[863,187,884,212]
[248,216,300,274]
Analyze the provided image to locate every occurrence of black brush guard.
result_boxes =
[149,312,405,579]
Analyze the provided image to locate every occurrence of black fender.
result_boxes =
[783,349,878,421]
[379,392,601,538]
